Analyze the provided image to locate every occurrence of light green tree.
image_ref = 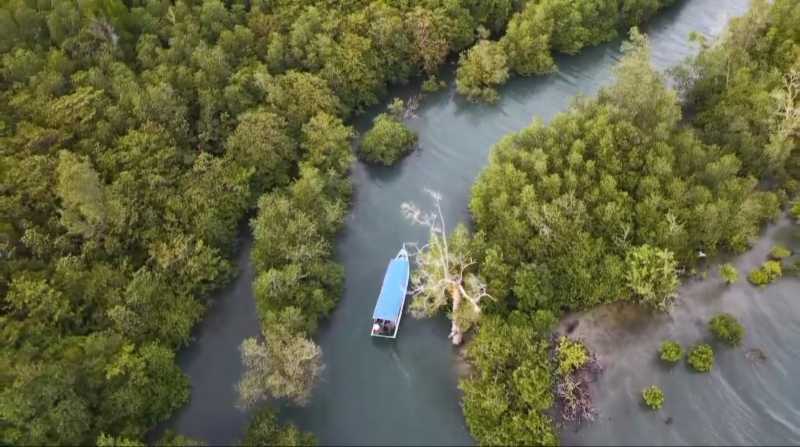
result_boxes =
[456,40,509,103]
[556,336,589,376]
[55,150,109,239]
[624,244,679,311]
[500,3,555,75]
[748,260,782,285]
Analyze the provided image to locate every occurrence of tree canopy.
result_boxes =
[359,111,418,166]
[463,1,800,441]
[0,0,543,443]
[455,0,678,102]
[2,0,798,445]
[471,30,778,316]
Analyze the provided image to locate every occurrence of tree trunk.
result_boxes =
[449,285,463,346]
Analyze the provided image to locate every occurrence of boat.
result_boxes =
[370,247,410,339]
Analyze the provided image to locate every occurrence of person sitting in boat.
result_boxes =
[372,319,382,334]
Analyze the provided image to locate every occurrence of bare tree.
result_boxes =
[402,190,491,345]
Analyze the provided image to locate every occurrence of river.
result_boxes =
[162,0,778,444]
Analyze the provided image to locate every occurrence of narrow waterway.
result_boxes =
[163,0,761,444]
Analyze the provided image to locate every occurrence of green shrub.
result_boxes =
[641,385,664,410]
[748,260,782,286]
[359,113,417,165]
[791,202,800,220]
[709,313,745,346]
[659,340,682,363]
[769,244,791,260]
[720,263,739,285]
[556,336,588,376]
[748,268,768,285]
[456,40,510,103]
[688,344,714,372]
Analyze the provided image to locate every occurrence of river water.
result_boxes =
[161,0,790,444]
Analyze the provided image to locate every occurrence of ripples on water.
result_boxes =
[562,218,800,445]
[158,0,799,444]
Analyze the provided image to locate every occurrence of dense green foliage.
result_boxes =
[641,385,664,410]
[465,0,800,442]
[359,112,418,165]
[687,344,715,373]
[2,0,796,444]
[470,30,777,317]
[157,431,207,447]
[460,312,558,446]
[242,408,316,446]
[455,0,677,101]
[720,263,739,285]
[456,39,510,103]
[748,260,783,286]
[659,340,683,363]
[0,0,552,443]
[96,433,145,447]
[556,336,589,376]
[709,313,745,347]
[676,0,800,183]
[240,112,352,407]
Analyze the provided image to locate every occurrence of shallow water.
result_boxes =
[161,0,768,444]
[561,217,800,445]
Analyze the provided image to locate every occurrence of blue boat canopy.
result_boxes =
[372,254,410,323]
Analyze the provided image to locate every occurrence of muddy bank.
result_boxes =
[561,216,800,445]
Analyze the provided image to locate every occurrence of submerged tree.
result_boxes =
[456,39,510,103]
[402,190,491,345]
[359,111,417,166]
